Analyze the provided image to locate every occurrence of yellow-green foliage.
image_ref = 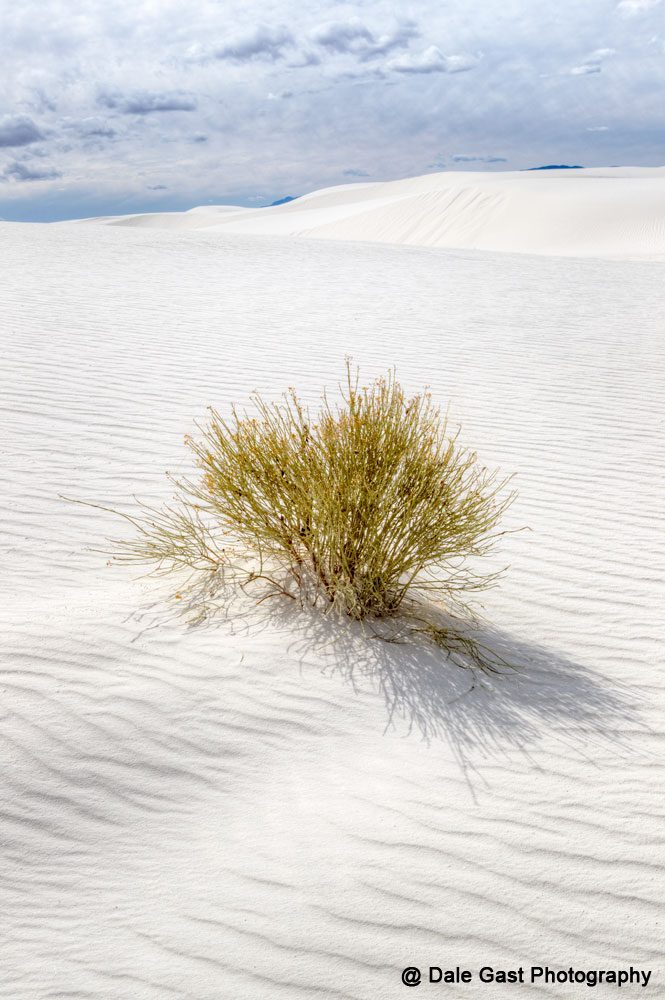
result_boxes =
[109,364,516,668]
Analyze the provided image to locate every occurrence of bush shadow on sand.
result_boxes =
[171,584,644,774]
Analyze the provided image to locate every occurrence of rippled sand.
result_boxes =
[2,199,664,998]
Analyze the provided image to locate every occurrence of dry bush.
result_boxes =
[101,363,517,671]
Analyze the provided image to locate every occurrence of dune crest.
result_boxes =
[74,167,665,260]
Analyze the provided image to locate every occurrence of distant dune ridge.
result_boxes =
[70,166,665,259]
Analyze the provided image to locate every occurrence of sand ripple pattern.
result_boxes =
[1,222,664,998]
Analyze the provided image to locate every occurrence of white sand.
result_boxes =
[3,169,665,997]
[74,167,665,260]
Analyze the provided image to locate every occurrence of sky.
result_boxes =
[0,0,663,221]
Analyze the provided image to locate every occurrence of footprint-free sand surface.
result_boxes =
[2,168,664,998]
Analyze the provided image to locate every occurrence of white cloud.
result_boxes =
[570,63,602,74]
[570,47,615,74]
[388,46,480,74]
[617,0,662,14]
[361,24,419,61]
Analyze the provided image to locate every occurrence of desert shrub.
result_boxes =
[99,363,516,671]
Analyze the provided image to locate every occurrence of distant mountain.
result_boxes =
[267,195,299,207]
[525,165,583,170]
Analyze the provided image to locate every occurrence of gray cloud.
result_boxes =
[288,50,321,67]
[310,19,373,53]
[83,125,117,137]
[343,168,370,176]
[388,46,480,74]
[75,117,117,138]
[146,183,167,190]
[0,114,45,148]
[99,91,197,114]
[309,19,418,62]
[452,154,507,163]
[29,89,57,114]
[213,25,294,61]
[3,160,61,182]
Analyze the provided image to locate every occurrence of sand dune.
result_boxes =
[2,195,664,998]
[72,167,665,260]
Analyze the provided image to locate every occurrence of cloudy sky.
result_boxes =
[1,0,663,220]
